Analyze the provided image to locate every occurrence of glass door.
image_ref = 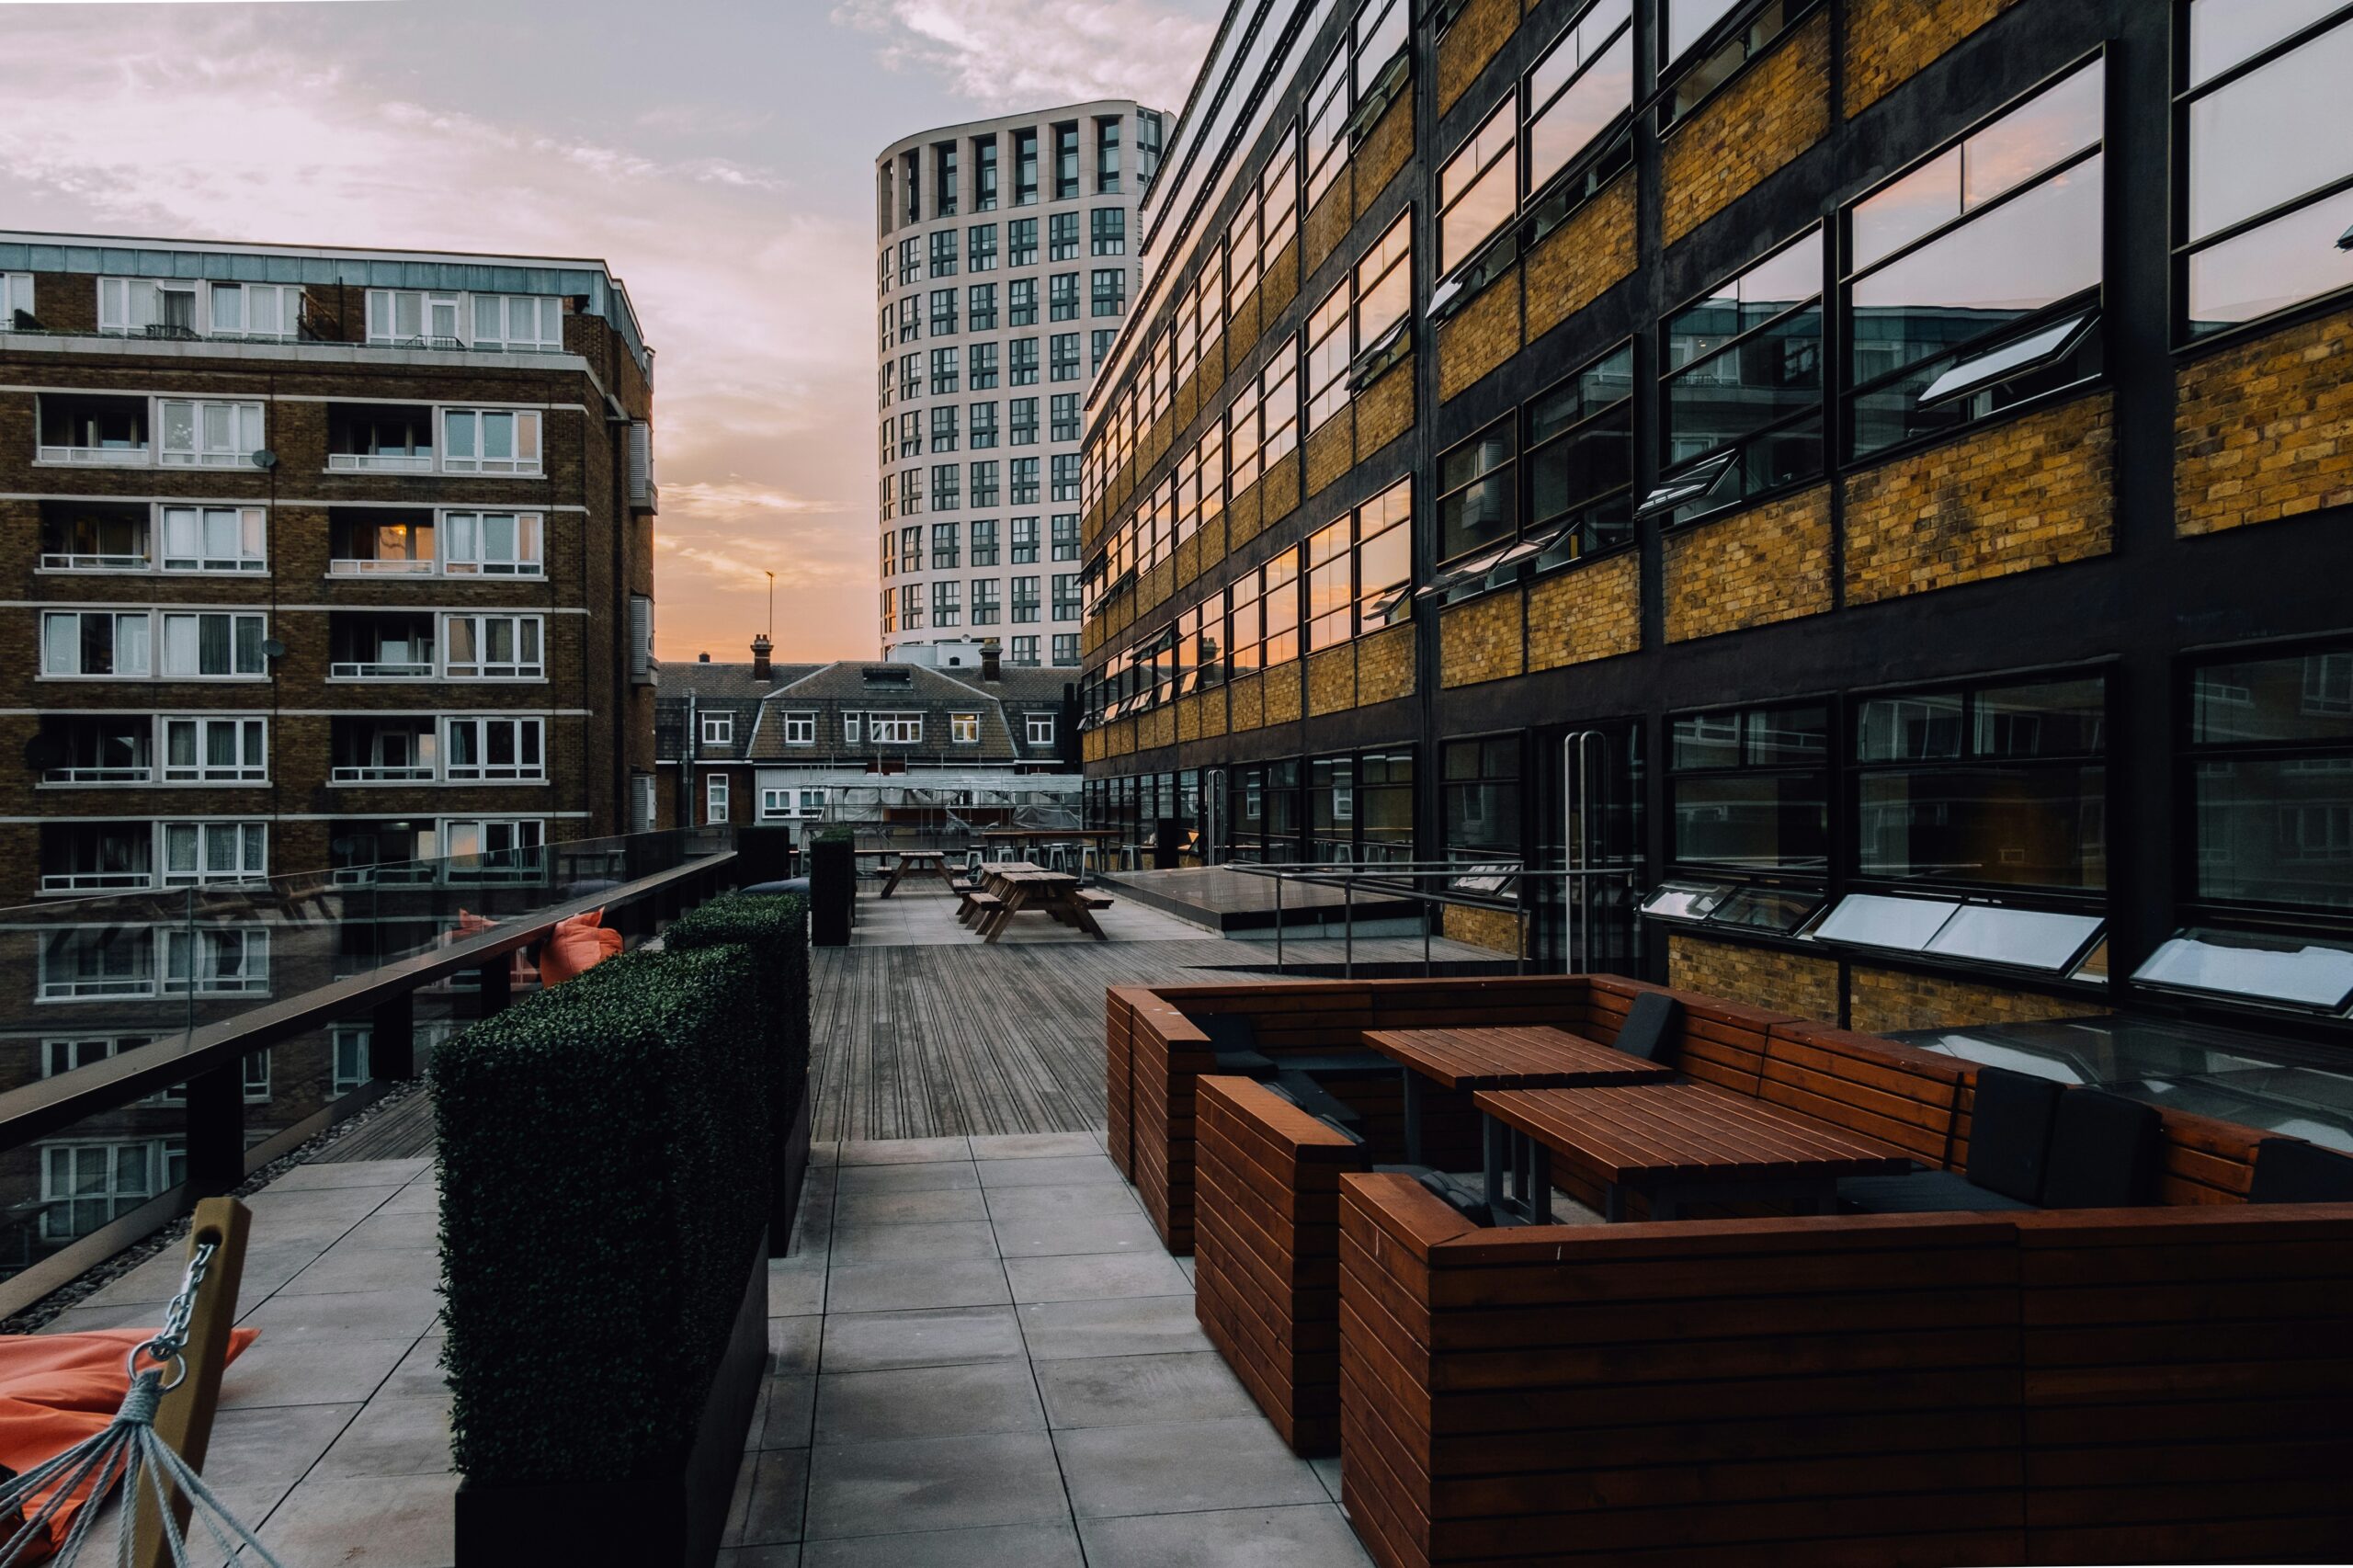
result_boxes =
[1534,721,1646,971]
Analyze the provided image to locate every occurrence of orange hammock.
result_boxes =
[0,1326,258,1556]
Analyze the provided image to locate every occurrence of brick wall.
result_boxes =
[1305,413,1353,499]
[1666,934,1839,1023]
[1356,622,1415,706]
[1356,354,1415,457]
[1847,965,2102,1034]
[1844,0,2025,117]
[1304,177,1353,279]
[1438,270,1520,403]
[1307,644,1355,717]
[1845,395,2114,605]
[1442,903,1525,957]
[1661,13,1832,246]
[1439,590,1524,687]
[1663,484,1832,642]
[1355,93,1414,217]
[1229,671,1265,732]
[1437,0,1519,117]
[1525,172,1637,343]
[2176,307,2353,537]
[1528,553,1640,671]
[1265,661,1303,725]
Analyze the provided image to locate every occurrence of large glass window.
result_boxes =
[1845,59,2105,458]
[1443,737,1521,864]
[1438,99,1517,273]
[1648,226,1823,524]
[1526,341,1635,562]
[1669,702,1830,872]
[2186,642,2353,914]
[1438,423,1514,562]
[1854,674,2108,892]
[2180,4,2353,335]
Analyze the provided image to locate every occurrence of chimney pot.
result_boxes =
[750,633,774,681]
[698,652,710,663]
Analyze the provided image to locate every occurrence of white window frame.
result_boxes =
[207,282,301,341]
[40,610,151,678]
[440,818,547,880]
[870,712,924,744]
[845,713,863,745]
[950,711,981,744]
[440,407,543,476]
[40,1140,184,1242]
[441,717,546,782]
[700,712,734,746]
[470,294,563,352]
[156,400,265,469]
[442,511,544,576]
[783,713,816,746]
[0,272,31,329]
[164,927,272,999]
[365,289,463,345]
[1026,713,1056,745]
[442,613,545,680]
[161,716,268,784]
[158,506,267,574]
[706,773,730,824]
[97,278,199,337]
[38,927,155,999]
[158,611,268,679]
[160,821,268,887]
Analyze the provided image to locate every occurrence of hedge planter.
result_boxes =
[453,1227,769,1567]
[435,940,785,1568]
[810,832,854,948]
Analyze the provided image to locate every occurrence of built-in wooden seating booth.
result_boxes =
[1106,975,2353,1566]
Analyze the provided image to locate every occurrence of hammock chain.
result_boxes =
[0,1236,290,1567]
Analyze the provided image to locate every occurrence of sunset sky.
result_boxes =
[0,0,1220,662]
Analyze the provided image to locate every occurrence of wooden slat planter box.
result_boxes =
[1336,1174,2353,1567]
[1195,1074,1372,1456]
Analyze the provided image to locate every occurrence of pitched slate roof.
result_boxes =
[654,659,1074,768]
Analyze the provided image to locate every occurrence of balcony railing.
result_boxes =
[40,553,148,572]
[328,559,436,576]
[40,765,153,786]
[40,869,151,892]
[327,452,435,474]
[0,827,736,1315]
[330,660,435,679]
[329,764,438,784]
[36,445,150,467]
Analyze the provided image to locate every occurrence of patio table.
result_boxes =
[1473,1081,1912,1223]
[1360,1026,1674,1165]
[878,849,959,898]
[976,869,1107,943]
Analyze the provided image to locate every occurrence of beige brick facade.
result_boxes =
[1307,645,1356,717]
[1436,0,1518,117]
[1438,270,1520,403]
[1666,935,1840,1025]
[1355,355,1415,457]
[1439,591,1525,687]
[1844,396,2115,606]
[1528,553,1641,672]
[1355,622,1415,707]
[1847,965,2103,1035]
[1664,485,1833,643]
[1524,172,1637,343]
[1844,0,2025,117]
[1661,13,1832,246]
[2176,307,2353,538]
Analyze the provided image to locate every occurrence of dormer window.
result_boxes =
[700,713,734,746]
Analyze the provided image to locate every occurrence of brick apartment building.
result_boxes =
[656,638,1079,844]
[0,233,658,1257]
[1076,0,2353,1040]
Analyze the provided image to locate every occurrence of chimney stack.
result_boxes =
[750,633,773,681]
[698,652,710,663]
[980,642,1002,683]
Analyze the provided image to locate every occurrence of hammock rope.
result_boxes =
[0,1241,289,1567]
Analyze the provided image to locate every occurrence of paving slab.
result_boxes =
[826,1221,997,1266]
[833,1187,990,1227]
[973,1154,1124,1188]
[824,1257,1011,1314]
[835,1162,982,1195]
[819,1306,1029,1373]
[991,1213,1162,1258]
[1076,1503,1376,1567]
[801,1520,1084,1568]
[966,1133,1105,1161]
[1053,1417,1327,1518]
[1002,1251,1192,1304]
[804,1431,1067,1540]
[980,1182,1142,1221]
[813,1359,1046,1446]
[1016,1295,1216,1362]
[1034,1351,1258,1428]
[836,1137,972,1166]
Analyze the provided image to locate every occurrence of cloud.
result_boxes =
[830,0,1219,113]
[0,6,884,660]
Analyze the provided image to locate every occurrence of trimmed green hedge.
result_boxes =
[433,941,772,1484]
[665,892,811,1165]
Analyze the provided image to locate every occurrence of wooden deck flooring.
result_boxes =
[810,931,1486,1141]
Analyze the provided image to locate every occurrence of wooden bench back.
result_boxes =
[1945,1069,2272,1205]
[1586,975,1795,1096]
[1763,1021,1970,1167]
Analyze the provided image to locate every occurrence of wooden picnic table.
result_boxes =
[1473,1081,1912,1224]
[972,868,1108,944]
[1360,1025,1673,1165]
[878,849,960,898]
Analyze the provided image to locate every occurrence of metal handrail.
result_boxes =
[1225,861,1641,978]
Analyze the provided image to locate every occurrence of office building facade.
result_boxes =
[1076,0,2353,1040]
[874,102,1166,667]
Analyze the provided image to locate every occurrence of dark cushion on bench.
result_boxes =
[1269,1071,1364,1135]
[1839,1169,2038,1213]
[1614,992,1683,1065]
[1963,1066,2065,1204]
[2040,1087,2163,1209]
[1376,1164,1492,1225]
[2249,1138,2353,1204]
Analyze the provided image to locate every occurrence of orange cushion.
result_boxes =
[540,910,621,985]
[0,1326,259,1551]
[452,909,537,984]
